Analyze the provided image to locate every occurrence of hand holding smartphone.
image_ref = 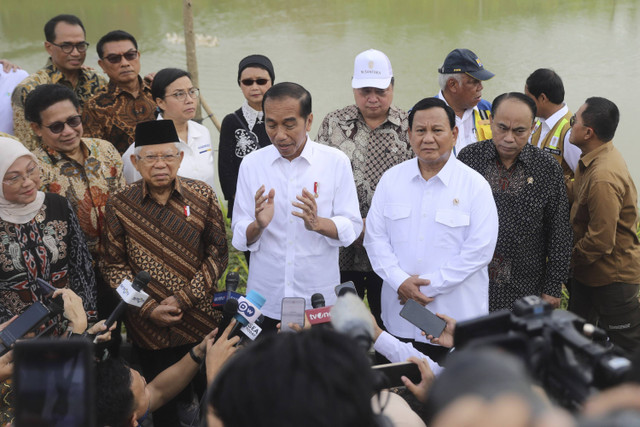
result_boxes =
[399,299,446,338]
[280,297,305,333]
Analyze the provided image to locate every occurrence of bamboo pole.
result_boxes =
[182,0,222,131]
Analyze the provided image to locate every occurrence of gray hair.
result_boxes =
[133,142,183,156]
[438,73,463,92]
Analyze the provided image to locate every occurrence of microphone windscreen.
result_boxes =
[225,272,240,293]
[132,271,151,291]
[311,293,325,309]
[330,293,374,344]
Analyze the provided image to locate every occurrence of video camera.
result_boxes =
[455,295,632,411]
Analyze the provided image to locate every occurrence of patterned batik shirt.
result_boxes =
[101,177,228,350]
[81,77,156,154]
[458,140,572,311]
[34,138,125,260]
[0,193,97,324]
[317,104,413,271]
[11,59,108,150]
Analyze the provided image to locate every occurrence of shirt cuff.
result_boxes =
[388,269,411,292]
[324,216,358,247]
[231,220,260,252]
[175,289,195,310]
[139,299,159,319]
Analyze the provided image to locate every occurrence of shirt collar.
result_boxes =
[108,75,149,97]
[44,58,89,86]
[348,104,403,128]
[541,104,569,130]
[437,90,478,120]
[241,100,264,131]
[156,114,201,149]
[409,151,457,186]
[43,138,90,165]
[579,141,612,168]
[486,139,532,167]
[269,135,313,166]
[142,176,184,200]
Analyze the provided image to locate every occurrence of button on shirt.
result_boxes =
[364,155,498,341]
[122,115,216,188]
[232,138,363,318]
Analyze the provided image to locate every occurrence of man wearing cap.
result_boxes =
[232,82,362,332]
[436,48,494,155]
[102,120,228,426]
[317,49,413,326]
[11,14,108,150]
[525,68,581,179]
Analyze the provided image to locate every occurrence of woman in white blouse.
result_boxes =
[122,68,215,188]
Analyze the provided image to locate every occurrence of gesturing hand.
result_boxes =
[292,188,319,231]
[397,276,433,305]
[150,304,183,327]
[255,185,275,230]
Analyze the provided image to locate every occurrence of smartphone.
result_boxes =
[14,338,95,427]
[372,361,422,388]
[399,299,446,337]
[334,281,357,297]
[0,302,53,355]
[35,278,57,298]
[280,297,306,333]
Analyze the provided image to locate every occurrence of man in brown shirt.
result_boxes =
[102,120,228,426]
[568,96,640,354]
[81,30,155,154]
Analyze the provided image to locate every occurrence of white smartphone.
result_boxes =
[280,297,306,333]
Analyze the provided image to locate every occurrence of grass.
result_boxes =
[217,202,249,293]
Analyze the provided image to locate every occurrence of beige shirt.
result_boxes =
[571,141,640,286]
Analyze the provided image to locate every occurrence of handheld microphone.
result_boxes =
[96,271,151,340]
[331,293,374,354]
[215,298,239,341]
[335,281,357,297]
[211,272,243,309]
[229,290,266,338]
[226,272,239,292]
[306,293,332,327]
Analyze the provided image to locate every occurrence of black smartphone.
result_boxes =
[399,299,446,337]
[14,338,96,427]
[372,361,421,388]
[334,281,357,297]
[280,297,305,333]
[0,302,52,355]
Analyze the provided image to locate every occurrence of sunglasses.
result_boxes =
[241,78,269,86]
[43,115,82,134]
[103,50,139,64]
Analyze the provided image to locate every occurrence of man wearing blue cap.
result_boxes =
[436,48,495,155]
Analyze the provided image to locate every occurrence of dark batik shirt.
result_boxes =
[317,104,413,271]
[81,77,155,154]
[0,193,97,325]
[458,140,572,311]
[102,177,228,350]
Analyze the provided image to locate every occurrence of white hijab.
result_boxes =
[0,137,45,224]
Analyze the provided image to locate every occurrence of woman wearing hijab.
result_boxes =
[0,137,97,327]
[218,54,274,219]
[122,68,216,188]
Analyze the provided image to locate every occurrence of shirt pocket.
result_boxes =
[434,209,469,249]
[383,204,411,242]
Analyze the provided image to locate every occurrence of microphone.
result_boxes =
[331,293,374,354]
[96,271,151,339]
[306,293,332,327]
[214,298,239,341]
[211,272,243,309]
[335,281,358,297]
[229,290,266,339]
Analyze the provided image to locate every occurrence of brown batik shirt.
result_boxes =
[102,177,228,350]
[317,104,413,271]
[81,77,155,154]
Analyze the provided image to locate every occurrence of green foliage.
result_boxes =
[218,201,248,294]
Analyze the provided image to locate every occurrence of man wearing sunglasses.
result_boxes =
[82,30,156,155]
[24,83,126,354]
[11,14,108,151]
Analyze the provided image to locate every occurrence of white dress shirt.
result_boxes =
[364,154,498,342]
[532,104,581,172]
[437,91,482,154]
[1,67,29,134]
[374,331,444,376]
[122,115,216,188]
[232,137,363,318]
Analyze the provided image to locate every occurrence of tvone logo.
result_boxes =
[309,311,330,320]
[238,301,255,317]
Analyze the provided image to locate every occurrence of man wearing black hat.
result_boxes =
[436,48,495,155]
[102,120,228,427]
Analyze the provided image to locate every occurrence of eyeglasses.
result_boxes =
[166,88,200,102]
[570,114,576,127]
[136,154,181,164]
[43,115,82,134]
[50,41,89,54]
[103,50,139,64]
[3,164,40,187]
[240,78,269,86]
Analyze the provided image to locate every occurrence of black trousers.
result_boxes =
[133,343,205,427]
[341,270,384,328]
[568,279,640,355]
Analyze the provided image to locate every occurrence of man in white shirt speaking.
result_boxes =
[364,97,498,364]
[232,82,363,332]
